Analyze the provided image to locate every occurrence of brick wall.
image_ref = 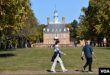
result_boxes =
[43,32,70,44]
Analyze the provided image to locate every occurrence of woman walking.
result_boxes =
[50,39,68,73]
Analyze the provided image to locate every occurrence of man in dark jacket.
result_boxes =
[81,41,95,73]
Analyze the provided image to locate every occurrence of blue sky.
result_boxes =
[30,0,89,24]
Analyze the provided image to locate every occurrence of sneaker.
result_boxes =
[47,70,56,73]
[82,67,86,72]
[63,69,68,72]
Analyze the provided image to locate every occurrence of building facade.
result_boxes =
[43,10,70,45]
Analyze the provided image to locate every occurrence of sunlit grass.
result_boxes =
[0,47,110,75]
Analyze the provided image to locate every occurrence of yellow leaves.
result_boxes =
[0,0,38,42]
[0,11,5,16]
[103,15,108,20]
[0,26,3,30]
[77,24,87,36]
[94,24,102,34]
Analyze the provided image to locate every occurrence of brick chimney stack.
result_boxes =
[47,17,50,24]
[62,17,65,24]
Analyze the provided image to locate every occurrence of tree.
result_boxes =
[18,9,39,42]
[36,24,46,42]
[0,0,31,40]
[66,20,78,41]
[0,0,39,48]
[78,0,110,40]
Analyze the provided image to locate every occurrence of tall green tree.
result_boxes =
[70,20,78,39]
[0,0,31,40]
[66,20,78,41]
[0,0,39,48]
[19,9,39,42]
[78,0,110,40]
[36,24,46,42]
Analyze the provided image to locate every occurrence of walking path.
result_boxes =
[0,69,98,75]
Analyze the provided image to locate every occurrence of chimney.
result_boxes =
[62,17,65,24]
[47,17,50,25]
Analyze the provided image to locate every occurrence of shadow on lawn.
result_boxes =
[0,49,16,51]
[0,53,16,58]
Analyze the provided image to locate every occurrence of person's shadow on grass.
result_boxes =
[0,53,15,58]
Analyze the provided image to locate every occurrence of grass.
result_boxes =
[0,47,110,75]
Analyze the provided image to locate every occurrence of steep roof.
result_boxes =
[43,24,69,33]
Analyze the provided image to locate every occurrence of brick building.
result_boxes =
[43,10,70,45]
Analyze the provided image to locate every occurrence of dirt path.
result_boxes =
[0,69,98,75]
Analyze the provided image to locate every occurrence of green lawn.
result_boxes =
[0,47,110,75]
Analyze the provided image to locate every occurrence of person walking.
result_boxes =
[81,41,95,73]
[50,39,68,73]
[103,37,107,47]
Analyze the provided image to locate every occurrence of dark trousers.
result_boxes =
[83,57,92,71]
[51,52,61,62]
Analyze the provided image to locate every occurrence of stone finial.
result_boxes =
[62,17,65,24]
[47,17,50,25]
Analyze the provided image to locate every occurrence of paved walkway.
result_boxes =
[0,69,98,75]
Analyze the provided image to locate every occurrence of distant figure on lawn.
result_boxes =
[49,38,68,73]
[81,41,96,73]
[103,37,107,47]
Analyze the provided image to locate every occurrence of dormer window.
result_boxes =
[47,28,49,32]
[56,29,58,32]
[59,29,61,32]
[52,29,54,32]
[64,28,66,32]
